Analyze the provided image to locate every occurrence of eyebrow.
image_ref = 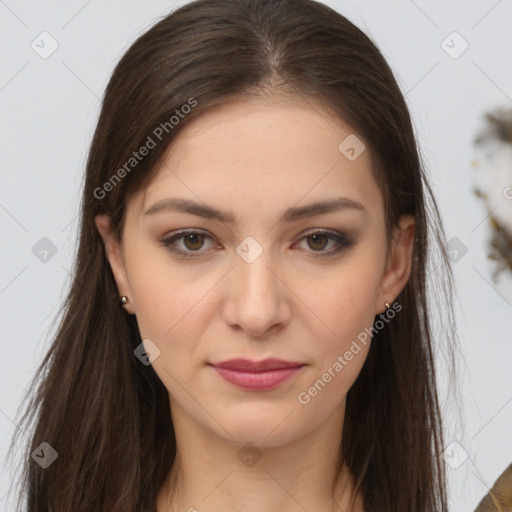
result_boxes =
[144,196,366,223]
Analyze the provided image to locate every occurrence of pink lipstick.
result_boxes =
[209,358,305,391]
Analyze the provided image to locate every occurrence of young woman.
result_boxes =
[9,0,459,510]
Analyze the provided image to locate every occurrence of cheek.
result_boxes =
[313,261,381,345]
[122,243,167,327]
[303,260,381,394]
[125,246,220,366]
[132,279,202,341]
[129,271,214,399]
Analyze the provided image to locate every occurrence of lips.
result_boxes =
[209,358,306,391]
[209,358,304,372]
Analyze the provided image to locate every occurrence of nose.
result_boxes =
[222,241,292,338]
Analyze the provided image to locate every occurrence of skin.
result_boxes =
[95,95,415,512]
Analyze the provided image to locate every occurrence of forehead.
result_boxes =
[131,97,382,222]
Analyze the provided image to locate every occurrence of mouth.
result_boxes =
[208,358,306,391]
[210,357,305,371]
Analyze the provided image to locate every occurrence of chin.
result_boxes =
[226,427,303,449]
[212,412,306,448]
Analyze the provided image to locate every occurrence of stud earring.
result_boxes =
[385,302,390,310]
[120,296,129,305]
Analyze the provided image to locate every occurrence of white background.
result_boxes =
[1,1,511,511]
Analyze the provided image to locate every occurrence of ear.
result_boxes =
[95,214,135,315]
[376,214,415,314]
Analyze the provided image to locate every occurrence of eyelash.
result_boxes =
[159,229,356,259]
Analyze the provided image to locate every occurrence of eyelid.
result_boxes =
[292,228,355,258]
[158,229,218,258]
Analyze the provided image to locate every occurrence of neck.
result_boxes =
[156,397,364,512]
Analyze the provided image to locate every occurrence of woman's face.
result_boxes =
[96,96,414,446]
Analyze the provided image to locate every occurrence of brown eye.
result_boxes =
[306,233,329,251]
[293,230,356,258]
[160,230,215,258]
[182,233,206,251]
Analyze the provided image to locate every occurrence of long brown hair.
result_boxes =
[8,0,459,510]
